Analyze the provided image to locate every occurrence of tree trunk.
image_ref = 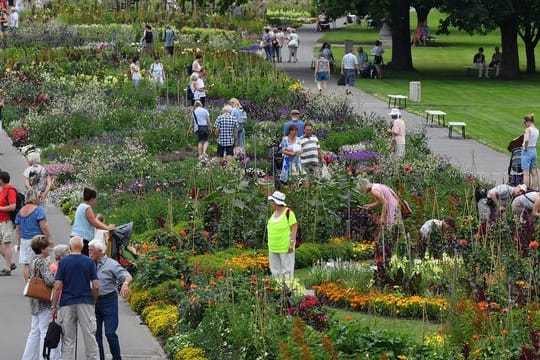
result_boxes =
[389,0,413,70]
[524,38,537,74]
[499,16,519,79]
[415,6,430,25]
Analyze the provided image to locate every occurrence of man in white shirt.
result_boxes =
[341,49,359,93]
[9,7,18,32]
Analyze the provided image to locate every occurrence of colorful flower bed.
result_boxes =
[313,282,448,320]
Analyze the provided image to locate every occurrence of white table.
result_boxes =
[448,122,467,138]
[425,110,447,126]
[387,95,407,109]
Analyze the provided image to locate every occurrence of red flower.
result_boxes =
[458,239,468,247]
[465,174,475,184]
[404,164,412,173]
[478,301,488,311]
[179,229,187,237]
[375,256,384,264]
[529,241,539,249]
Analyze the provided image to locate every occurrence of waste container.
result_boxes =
[409,81,421,102]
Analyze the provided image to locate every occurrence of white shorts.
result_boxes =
[19,238,35,265]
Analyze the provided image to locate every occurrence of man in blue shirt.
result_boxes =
[283,109,305,137]
[52,236,100,360]
[89,239,132,360]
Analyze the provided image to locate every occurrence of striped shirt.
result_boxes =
[300,135,320,165]
[215,114,238,146]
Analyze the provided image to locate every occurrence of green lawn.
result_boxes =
[316,11,540,152]
[331,309,441,343]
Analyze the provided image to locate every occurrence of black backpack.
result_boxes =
[186,63,193,76]
[5,188,24,222]
[43,320,62,360]
[285,208,302,248]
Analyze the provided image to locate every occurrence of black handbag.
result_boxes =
[337,73,346,86]
[43,317,62,360]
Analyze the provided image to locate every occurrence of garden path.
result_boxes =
[277,21,510,185]
[0,135,166,358]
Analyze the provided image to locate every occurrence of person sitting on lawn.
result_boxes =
[473,47,489,78]
[411,22,424,46]
[357,47,369,72]
[421,22,430,45]
[490,46,502,77]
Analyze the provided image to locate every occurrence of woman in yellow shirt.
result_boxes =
[267,191,298,280]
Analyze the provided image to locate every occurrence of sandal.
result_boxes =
[0,269,11,276]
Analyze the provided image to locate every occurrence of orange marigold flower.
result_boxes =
[344,315,353,321]
[472,334,480,340]
[501,329,509,335]
[529,241,539,249]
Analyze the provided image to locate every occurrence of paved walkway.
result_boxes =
[0,135,165,358]
[277,21,509,185]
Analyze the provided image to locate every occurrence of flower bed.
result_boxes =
[313,282,448,320]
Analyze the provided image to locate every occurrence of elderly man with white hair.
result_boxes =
[214,104,238,159]
[89,239,132,360]
[23,152,52,207]
[51,236,100,360]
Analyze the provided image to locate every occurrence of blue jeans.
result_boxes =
[345,69,356,86]
[238,123,245,146]
[263,46,273,61]
[95,292,121,360]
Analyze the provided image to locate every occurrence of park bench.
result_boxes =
[448,122,467,139]
[426,36,437,45]
[464,66,495,77]
[387,94,407,109]
[425,110,446,127]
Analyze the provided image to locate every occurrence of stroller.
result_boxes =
[507,135,524,186]
[361,62,378,79]
[109,222,138,275]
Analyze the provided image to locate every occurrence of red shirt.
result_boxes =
[0,185,17,222]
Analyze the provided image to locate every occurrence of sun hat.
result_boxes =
[268,191,287,206]
[388,108,401,117]
[290,109,301,116]
[357,178,372,193]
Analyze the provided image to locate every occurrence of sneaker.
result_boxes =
[0,269,11,276]
[10,263,16,271]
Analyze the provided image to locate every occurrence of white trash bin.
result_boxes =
[409,81,421,102]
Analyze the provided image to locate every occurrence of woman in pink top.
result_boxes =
[358,178,400,226]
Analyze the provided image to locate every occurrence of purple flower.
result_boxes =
[44,163,75,176]
[342,151,379,161]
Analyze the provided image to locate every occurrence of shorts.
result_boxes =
[0,221,14,244]
[521,147,537,171]
[0,25,7,33]
[316,71,329,81]
[344,69,356,86]
[196,127,209,142]
[165,46,174,55]
[217,144,234,157]
[374,55,383,65]
[19,238,35,264]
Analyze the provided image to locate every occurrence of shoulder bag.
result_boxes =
[24,258,53,301]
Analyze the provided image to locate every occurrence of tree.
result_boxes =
[411,0,440,25]
[439,0,520,79]
[515,0,540,73]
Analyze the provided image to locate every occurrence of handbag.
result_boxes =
[43,314,62,360]
[337,73,346,86]
[399,199,413,218]
[24,258,53,301]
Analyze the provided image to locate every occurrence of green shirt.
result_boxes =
[267,209,297,253]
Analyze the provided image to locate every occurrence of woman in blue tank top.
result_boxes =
[71,187,114,256]
[522,114,539,191]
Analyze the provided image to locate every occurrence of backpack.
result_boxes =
[186,63,193,76]
[285,208,302,248]
[42,319,62,360]
[4,187,24,222]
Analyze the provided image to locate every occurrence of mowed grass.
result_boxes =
[317,11,540,152]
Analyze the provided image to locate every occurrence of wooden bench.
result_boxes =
[464,66,495,77]
[426,36,437,45]
[425,110,447,127]
[448,122,466,138]
[387,94,407,109]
